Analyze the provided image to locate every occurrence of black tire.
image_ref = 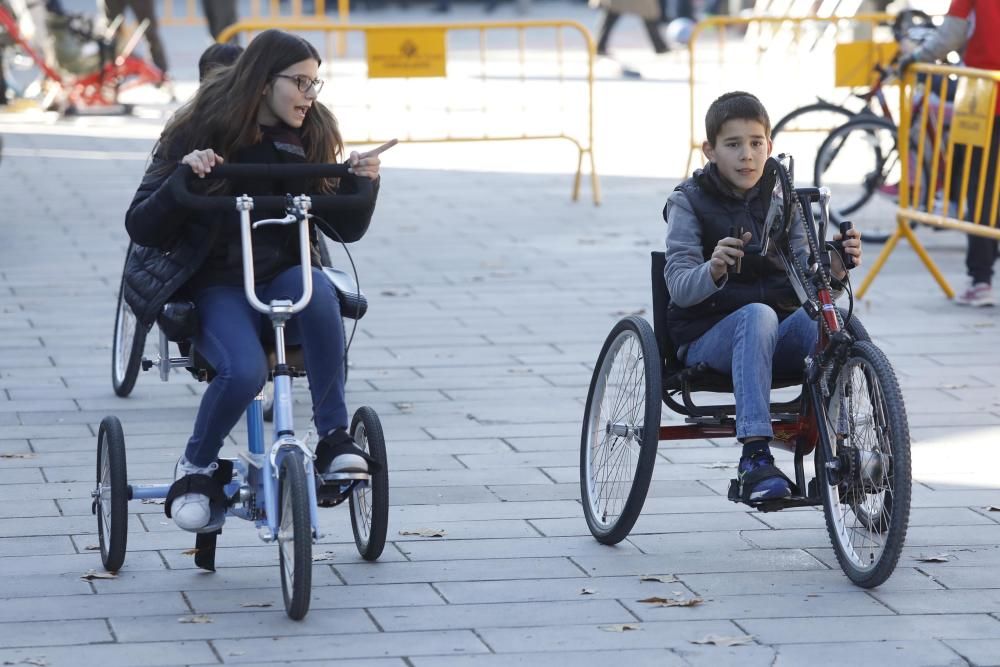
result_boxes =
[771,102,855,141]
[111,258,146,397]
[350,407,389,561]
[277,454,312,620]
[580,316,662,545]
[95,416,128,572]
[815,117,914,244]
[815,341,911,588]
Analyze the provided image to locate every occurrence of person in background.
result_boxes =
[201,0,238,42]
[900,0,1000,307]
[99,0,169,81]
[197,41,242,82]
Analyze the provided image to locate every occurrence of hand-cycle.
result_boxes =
[581,155,912,587]
[93,162,389,620]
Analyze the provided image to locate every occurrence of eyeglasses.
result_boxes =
[273,73,324,94]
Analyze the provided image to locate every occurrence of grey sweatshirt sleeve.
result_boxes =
[912,15,969,63]
[663,190,725,308]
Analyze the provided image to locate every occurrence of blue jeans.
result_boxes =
[684,304,816,441]
[184,267,347,467]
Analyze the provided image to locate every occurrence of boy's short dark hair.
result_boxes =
[198,43,244,82]
[705,91,771,146]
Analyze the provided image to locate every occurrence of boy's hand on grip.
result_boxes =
[709,231,752,282]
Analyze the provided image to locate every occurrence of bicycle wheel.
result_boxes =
[94,416,128,572]
[815,117,904,243]
[772,102,856,142]
[111,268,146,397]
[277,454,312,620]
[350,407,389,561]
[816,341,911,588]
[580,316,661,545]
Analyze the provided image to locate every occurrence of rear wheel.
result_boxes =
[277,454,312,620]
[350,407,389,561]
[112,257,146,397]
[95,416,128,572]
[580,316,661,545]
[816,341,911,588]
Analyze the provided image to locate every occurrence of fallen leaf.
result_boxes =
[178,615,213,624]
[638,596,703,607]
[240,602,273,608]
[940,383,968,390]
[691,634,755,647]
[182,548,199,556]
[0,452,35,459]
[916,553,953,563]
[580,588,596,595]
[400,529,446,538]
[80,569,117,581]
[84,544,100,551]
[987,506,1000,512]
[699,462,736,469]
[312,552,336,562]
[141,498,166,505]
[611,308,647,317]
[600,624,640,632]
[640,574,679,583]
[19,659,49,667]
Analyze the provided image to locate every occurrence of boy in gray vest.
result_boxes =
[663,91,863,502]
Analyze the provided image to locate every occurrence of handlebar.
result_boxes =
[168,162,374,213]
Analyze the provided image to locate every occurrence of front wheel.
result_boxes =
[277,454,312,620]
[95,416,128,572]
[350,407,389,561]
[580,316,662,545]
[111,262,146,397]
[816,341,911,588]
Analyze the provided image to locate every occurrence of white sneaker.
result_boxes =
[955,282,996,307]
[171,457,218,531]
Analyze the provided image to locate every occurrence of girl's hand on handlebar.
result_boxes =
[347,138,397,181]
[831,226,863,279]
[181,149,224,178]
[709,231,752,283]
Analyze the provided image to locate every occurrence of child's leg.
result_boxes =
[772,307,817,379]
[684,303,780,441]
[263,267,348,436]
[186,286,268,467]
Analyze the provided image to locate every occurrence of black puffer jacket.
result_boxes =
[122,128,378,328]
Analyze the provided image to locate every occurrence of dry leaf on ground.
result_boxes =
[400,529,446,538]
[638,596,703,608]
[141,498,166,505]
[580,588,596,595]
[691,634,755,647]
[600,624,640,632]
[986,506,1000,512]
[639,574,678,583]
[19,658,49,666]
[84,544,100,551]
[700,462,736,469]
[181,548,199,556]
[312,552,336,562]
[0,452,35,459]
[178,615,213,624]
[240,602,273,608]
[80,569,117,581]
[916,553,952,563]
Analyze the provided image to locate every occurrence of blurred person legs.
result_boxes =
[202,0,238,42]
[957,116,1000,307]
[596,10,668,56]
[100,0,168,78]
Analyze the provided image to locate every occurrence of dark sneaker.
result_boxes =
[738,452,792,502]
[315,429,368,477]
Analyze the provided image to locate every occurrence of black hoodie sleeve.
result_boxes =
[124,152,187,249]
[311,175,380,244]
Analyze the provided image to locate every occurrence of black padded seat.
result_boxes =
[650,251,802,398]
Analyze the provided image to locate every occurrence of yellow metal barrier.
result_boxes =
[856,63,1000,299]
[217,19,600,204]
[684,13,895,177]
[162,0,339,26]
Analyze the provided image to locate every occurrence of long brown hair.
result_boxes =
[153,29,343,189]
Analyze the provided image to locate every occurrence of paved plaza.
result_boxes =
[2,1,1000,665]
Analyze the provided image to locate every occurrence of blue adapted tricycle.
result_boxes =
[93,163,389,620]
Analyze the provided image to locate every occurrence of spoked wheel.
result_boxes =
[816,341,911,588]
[111,265,146,397]
[277,454,312,620]
[349,407,389,561]
[580,316,662,545]
[94,416,128,572]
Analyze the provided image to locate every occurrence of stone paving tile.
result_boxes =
[212,630,489,662]
[0,619,112,648]
[476,619,746,652]
[0,641,219,667]
[371,598,634,632]
[398,535,644,561]
[533,511,764,537]
[410,649,692,667]
[571,549,827,577]
[0,591,189,623]
[622,590,893,622]
[773,640,967,667]
[943,639,1000,667]
[336,557,586,585]
[740,613,1000,644]
[434,575,698,605]
[678,567,942,596]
